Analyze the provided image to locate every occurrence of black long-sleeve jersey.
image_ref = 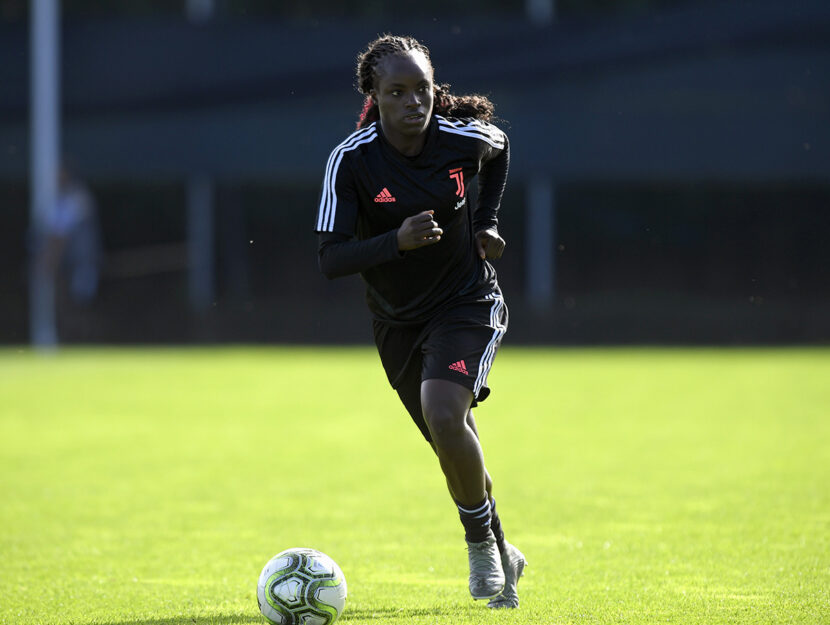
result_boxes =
[314,114,509,324]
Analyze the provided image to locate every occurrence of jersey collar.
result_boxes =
[376,114,439,168]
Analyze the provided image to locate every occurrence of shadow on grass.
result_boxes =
[91,615,262,625]
[342,606,447,620]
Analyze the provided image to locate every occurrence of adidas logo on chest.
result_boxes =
[374,188,396,203]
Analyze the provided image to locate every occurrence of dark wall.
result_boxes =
[1,178,826,344]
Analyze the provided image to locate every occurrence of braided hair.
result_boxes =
[355,34,496,129]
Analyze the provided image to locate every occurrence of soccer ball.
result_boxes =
[257,548,348,625]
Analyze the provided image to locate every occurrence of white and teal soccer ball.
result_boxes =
[257,548,348,625]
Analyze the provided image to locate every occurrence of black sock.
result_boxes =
[456,497,492,543]
[489,497,506,555]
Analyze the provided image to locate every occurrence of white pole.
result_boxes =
[185,0,215,21]
[29,0,60,348]
[184,2,216,316]
[187,174,214,312]
[526,176,555,310]
[526,0,555,25]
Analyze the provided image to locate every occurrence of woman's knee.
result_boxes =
[420,379,473,442]
[423,402,465,441]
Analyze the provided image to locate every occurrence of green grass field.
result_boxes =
[1,347,828,625]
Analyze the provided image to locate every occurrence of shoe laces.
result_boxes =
[468,540,497,571]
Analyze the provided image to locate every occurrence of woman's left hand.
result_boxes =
[475,228,505,260]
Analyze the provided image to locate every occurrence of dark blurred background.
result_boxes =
[1,0,828,345]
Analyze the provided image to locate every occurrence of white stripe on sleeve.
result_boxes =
[316,124,377,232]
[437,116,505,150]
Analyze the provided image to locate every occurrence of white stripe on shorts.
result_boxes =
[473,291,507,398]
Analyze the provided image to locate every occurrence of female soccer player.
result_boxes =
[314,34,526,608]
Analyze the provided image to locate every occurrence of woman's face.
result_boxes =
[371,50,434,141]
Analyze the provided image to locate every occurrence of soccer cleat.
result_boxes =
[487,542,527,609]
[466,533,505,600]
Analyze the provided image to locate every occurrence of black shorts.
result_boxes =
[373,289,508,442]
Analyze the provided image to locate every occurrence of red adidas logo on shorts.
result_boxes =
[448,360,469,376]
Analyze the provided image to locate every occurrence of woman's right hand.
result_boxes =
[397,210,443,251]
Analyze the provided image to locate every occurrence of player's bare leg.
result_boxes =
[464,410,494,497]
[421,379,504,599]
[421,381,485,505]
[434,411,493,501]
